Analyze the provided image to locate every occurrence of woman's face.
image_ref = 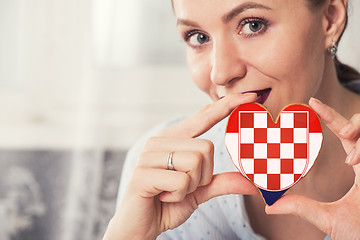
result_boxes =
[174,0,327,116]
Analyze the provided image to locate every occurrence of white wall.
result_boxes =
[338,0,360,67]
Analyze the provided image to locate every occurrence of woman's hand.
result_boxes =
[103,93,258,240]
[266,97,360,240]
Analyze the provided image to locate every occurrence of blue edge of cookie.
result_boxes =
[260,189,288,206]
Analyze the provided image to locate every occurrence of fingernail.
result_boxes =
[265,206,271,214]
[243,92,257,96]
[339,123,353,137]
[345,149,356,164]
[310,97,323,105]
[244,92,257,99]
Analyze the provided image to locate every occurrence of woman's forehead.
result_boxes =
[172,0,318,29]
[173,0,304,17]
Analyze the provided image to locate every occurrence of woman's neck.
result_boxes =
[315,56,360,118]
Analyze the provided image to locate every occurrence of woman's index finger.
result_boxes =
[158,93,257,138]
[309,97,354,153]
[309,98,348,137]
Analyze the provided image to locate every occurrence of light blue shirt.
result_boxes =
[117,80,360,240]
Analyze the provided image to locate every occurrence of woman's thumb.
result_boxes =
[265,194,332,235]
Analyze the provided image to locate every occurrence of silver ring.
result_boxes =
[167,152,175,171]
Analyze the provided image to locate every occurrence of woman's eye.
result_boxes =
[239,18,268,38]
[248,22,263,32]
[186,32,210,47]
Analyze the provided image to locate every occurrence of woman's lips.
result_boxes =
[243,88,272,104]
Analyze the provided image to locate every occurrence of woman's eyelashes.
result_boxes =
[182,17,269,49]
[238,17,269,38]
[183,30,210,49]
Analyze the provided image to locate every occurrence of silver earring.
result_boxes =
[329,41,338,59]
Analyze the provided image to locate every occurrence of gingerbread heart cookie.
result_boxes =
[225,103,323,205]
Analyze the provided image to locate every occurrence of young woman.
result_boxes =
[104,0,360,239]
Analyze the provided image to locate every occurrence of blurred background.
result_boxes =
[0,0,359,239]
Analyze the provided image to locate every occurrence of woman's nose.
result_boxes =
[210,39,246,86]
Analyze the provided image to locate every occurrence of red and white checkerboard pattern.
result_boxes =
[225,103,323,191]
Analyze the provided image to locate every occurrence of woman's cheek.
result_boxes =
[188,55,213,94]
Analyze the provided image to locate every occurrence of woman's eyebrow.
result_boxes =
[176,2,272,28]
[222,2,272,23]
[177,19,200,28]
